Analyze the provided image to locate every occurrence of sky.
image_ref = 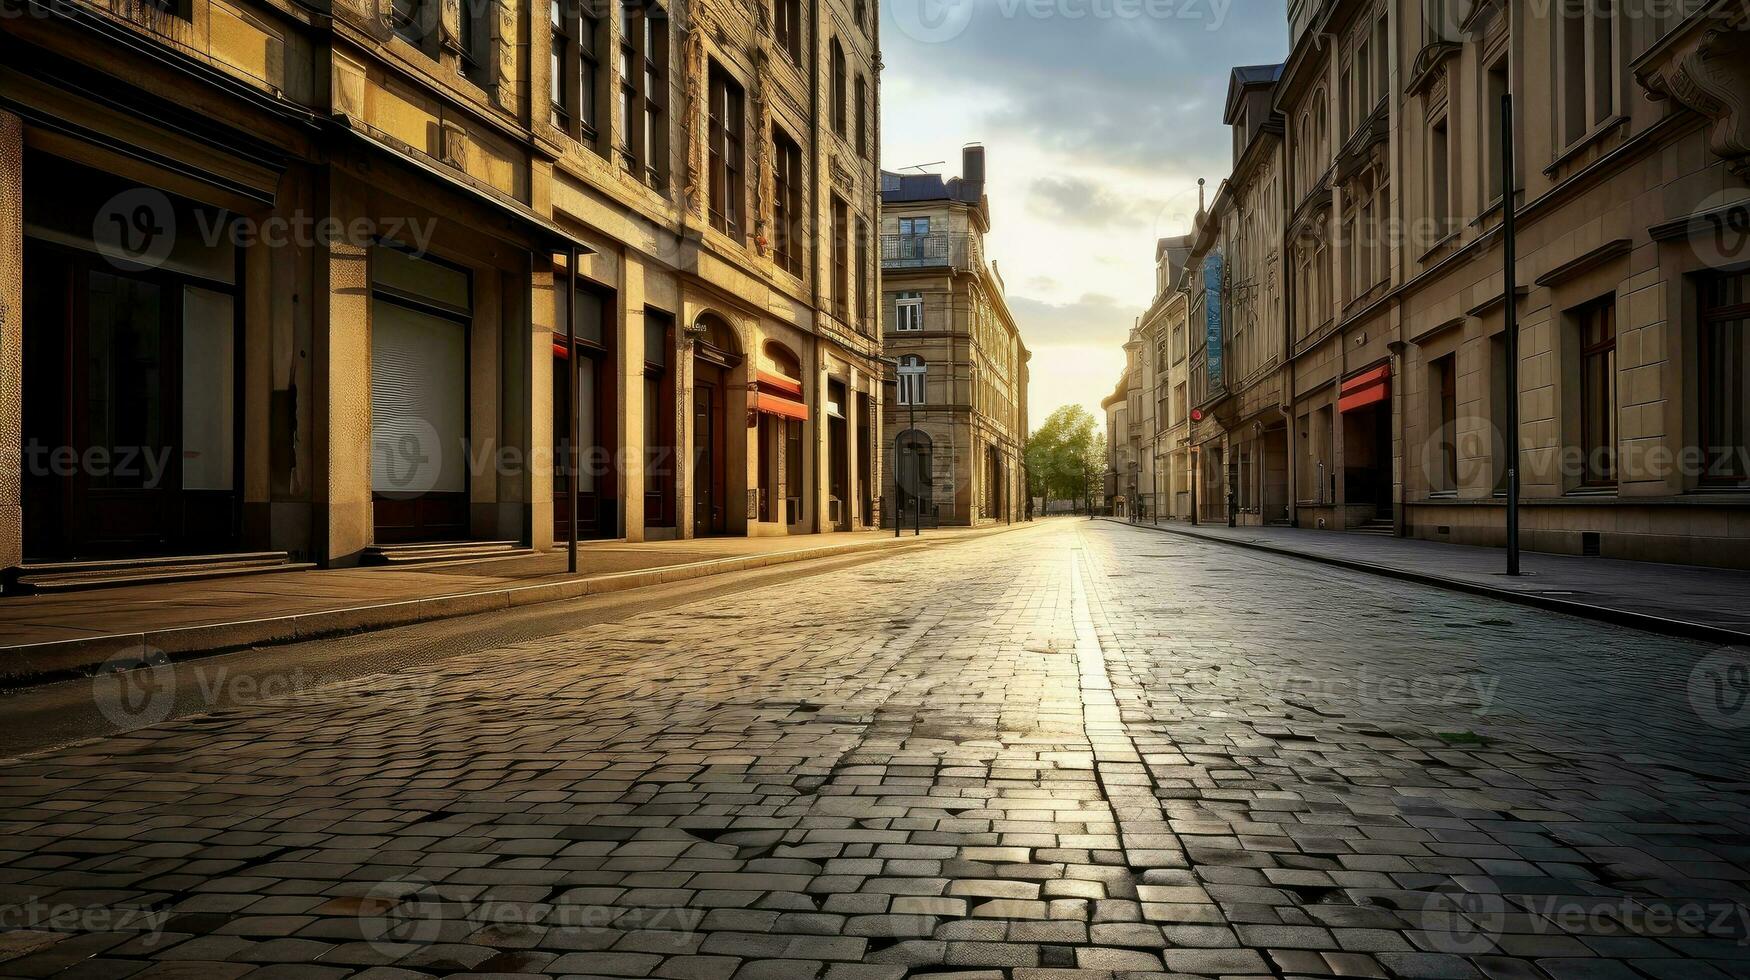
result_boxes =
[878,0,1289,429]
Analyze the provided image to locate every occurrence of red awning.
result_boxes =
[757,392,809,421]
[1339,364,1390,413]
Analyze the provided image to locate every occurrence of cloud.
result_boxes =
[1028,176,1161,228]
[1007,292,1136,348]
[882,0,1288,178]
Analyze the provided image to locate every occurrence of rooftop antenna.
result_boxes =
[897,161,945,172]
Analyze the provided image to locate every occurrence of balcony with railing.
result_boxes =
[882,232,984,273]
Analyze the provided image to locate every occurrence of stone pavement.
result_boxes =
[1109,517,1750,642]
[0,526,1020,683]
[1,519,1748,980]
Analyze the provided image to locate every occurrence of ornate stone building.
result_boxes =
[879,145,1030,527]
[0,0,882,582]
[1156,0,1750,566]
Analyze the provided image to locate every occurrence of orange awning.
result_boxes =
[757,392,809,421]
[757,370,804,396]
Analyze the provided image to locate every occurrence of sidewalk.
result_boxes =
[1107,517,1750,645]
[0,522,1038,685]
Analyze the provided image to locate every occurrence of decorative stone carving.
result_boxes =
[1639,11,1750,177]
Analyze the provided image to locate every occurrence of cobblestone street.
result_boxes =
[3,519,1749,980]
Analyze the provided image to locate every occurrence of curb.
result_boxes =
[2,523,1038,687]
[1100,518,1750,647]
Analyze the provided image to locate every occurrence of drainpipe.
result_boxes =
[1278,403,1295,526]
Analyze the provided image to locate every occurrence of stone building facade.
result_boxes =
[879,146,1030,528]
[0,0,883,578]
[1143,235,1193,521]
[1138,0,1750,566]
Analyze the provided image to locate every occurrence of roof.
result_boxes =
[880,171,983,205]
[1225,62,1285,123]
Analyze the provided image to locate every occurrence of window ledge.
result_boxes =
[1417,228,1461,264]
[1544,115,1629,178]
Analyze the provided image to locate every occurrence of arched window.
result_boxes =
[898,355,926,406]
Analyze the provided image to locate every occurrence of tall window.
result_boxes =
[831,194,849,320]
[707,62,744,239]
[1484,58,1508,203]
[855,75,869,159]
[1558,0,1617,148]
[774,0,800,61]
[856,217,871,325]
[1430,116,1451,238]
[830,40,847,137]
[460,0,491,85]
[391,0,428,45]
[772,128,803,276]
[1700,270,1750,486]
[1577,297,1618,486]
[644,308,675,525]
[619,0,668,185]
[894,291,923,331]
[1432,354,1458,493]
[898,355,926,406]
[552,0,604,146]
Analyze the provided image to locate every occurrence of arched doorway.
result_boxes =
[892,428,933,528]
[691,313,743,536]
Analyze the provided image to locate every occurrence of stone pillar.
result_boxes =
[528,257,555,552]
[846,367,861,530]
[313,173,374,566]
[813,350,830,533]
[619,253,646,541]
[0,111,20,571]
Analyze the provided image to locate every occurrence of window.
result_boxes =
[1577,298,1618,486]
[1485,58,1509,203]
[619,0,668,185]
[707,62,745,239]
[552,0,604,145]
[1431,353,1458,493]
[1557,0,1617,147]
[831,194,849,320]
[644,308,675,525]
[1430,115,1451,239]
[898,216,930,259]
[856,217,871,325]
[774,0,800,61]
[1700,270,1750,486]
[391,0,429,46]
[894,291,923,331]
[855,74,869,159]
[898,355,926,406]
[785,418,804,518]
[772,128,803,276]
[460,0,491,85]
[830,40,847,137]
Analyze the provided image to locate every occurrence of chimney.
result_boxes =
[962,143,986,199]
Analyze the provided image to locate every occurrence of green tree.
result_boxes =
[1026,405,1104,512]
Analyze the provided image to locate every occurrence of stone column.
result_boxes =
[813,349,830,533]
[0,111,20,570]
[313,172,374,566]
[619,253,646,541]
[528,257,555,552]
[846,367,861,530]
